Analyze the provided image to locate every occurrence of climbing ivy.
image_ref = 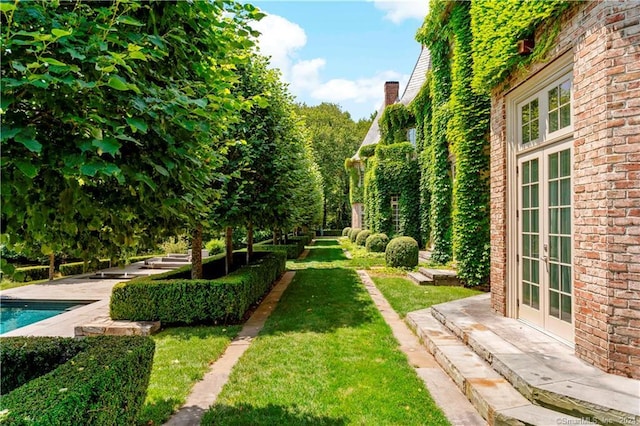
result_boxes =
[345,158,364,205]
[364,143,420,242]
[470,0,572,91]
[378,104,414,145]
[449,2,491,286]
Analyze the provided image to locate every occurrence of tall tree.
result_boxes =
[1,1,261,278]
[296,103,368,229]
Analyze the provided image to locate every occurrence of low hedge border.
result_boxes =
[254,235,309,259]
[10,265,50,282]
[0,336,155,425]
[109,251,287,324]
[59,259,111,276]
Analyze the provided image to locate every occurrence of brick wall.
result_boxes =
[490,1,640,379]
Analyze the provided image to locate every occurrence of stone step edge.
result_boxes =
[75,316,160,337]
[405,310,582,426]
[407,271,432,285]
[429,305,638,425]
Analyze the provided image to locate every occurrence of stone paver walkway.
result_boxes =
[164,270,299,425]
[357,270,486,426]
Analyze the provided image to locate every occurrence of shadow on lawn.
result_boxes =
[201,402,347,425]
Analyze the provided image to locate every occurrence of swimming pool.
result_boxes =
[0,300,94,334]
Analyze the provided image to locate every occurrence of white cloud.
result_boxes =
[253,13,410,118]
[369,0,428,24]
[250,14,307,79]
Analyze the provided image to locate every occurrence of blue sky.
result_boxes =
[250,1,428,121]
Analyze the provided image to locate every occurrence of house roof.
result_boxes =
[352,46,431,160]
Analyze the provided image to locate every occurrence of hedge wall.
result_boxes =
[449,2,491,286]
[59,259,111,276]
[364,142,420,242]
[10,265,50,282]
[0,336,154,425]
[345,158,364,205]
[110,251,286,324]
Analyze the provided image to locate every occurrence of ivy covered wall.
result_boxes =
[379,104,415,145]
[364,142,420,242]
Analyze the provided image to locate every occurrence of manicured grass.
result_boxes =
[371,276,483,318]
[138,325,240,425]
[202,242,450,426]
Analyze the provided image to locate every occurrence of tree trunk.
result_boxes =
[246,222,253,265]
[48,253,55,281]
[191,224,203,279]
[225,226,233,275]
[322,197,328,229]
[273,229,277,245]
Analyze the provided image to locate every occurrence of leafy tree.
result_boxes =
[1,1,261,278]
[296,103,368,230]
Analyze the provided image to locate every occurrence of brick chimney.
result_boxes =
[384,81,400,107]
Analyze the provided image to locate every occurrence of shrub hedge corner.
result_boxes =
[0,336,154,425]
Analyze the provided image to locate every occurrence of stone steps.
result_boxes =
[406,309,584,425]
[406,296,640,426]
[408,268,463,286]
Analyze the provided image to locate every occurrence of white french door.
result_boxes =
[518,140,573,341]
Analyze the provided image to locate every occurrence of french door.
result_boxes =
[518,140,573,341]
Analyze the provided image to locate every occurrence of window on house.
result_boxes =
[407,128,416,145]
[518,73,572,146]
[390,195,400,233]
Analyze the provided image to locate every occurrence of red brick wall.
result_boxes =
[490,1,640,379]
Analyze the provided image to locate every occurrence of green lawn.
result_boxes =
[371,276,483,318]
[138,325,240,425]
[202,240,450,425]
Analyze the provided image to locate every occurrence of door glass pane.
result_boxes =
[521,158,540,312]
[561,295,572,322]
[549,87,558,111]
[549,235,559,261]
[550,263,559,290]
[561,207,571,234]
[561,236,571,264]
[531,184,539,207]
[549,153,558,179]
[550,291,559,318]
[531,286,539,309]
[549,181,558,206]
[561,265,572,293]
[560,179,571,205]
[531,209,539,233]
[523,282,530,305]
[523,210,530,232]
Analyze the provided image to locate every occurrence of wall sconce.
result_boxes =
[518,38,535,55]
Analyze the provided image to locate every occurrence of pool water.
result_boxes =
[0,300,91,334]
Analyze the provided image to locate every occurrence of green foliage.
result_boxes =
[255,238,307,259]
[449,2,491,286]
[10,265,49,282]
[342,227,352,237]
[0,337,88,394]
[358,144,376,159]
[345,159,365,205]
[379,103,415,145]
[385,237,419,268]
[298,103,367,229]
[427,37,453,264]
[205,239,226,256]
[409,73,433,154]
[349,228,362,242]
[161,236,190,255]
[365,233,389,253]
[110,252,286,324]
[470,0,572,91]
[1,1,260,262]
[364,143,420,243]
[0,336,155,425]
[355,230,371,246]
[59,259,110,276]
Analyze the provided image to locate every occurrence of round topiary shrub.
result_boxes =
[385,236,419,268]
[366,233,389,253]
[355,230,371,246]
[349,228,362,242]
[342,227,352,237]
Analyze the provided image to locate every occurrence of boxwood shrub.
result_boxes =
[0,336,154,425]
[59,259,111,276]
[349,228,362,242]
[110,251,286,324]
[342,227,352,237]
[366,233,390,253]
[385,236,419,268]
[355,230,372,246]
[254,236,307,259]
[11,265,50,282]
[1,337,89,394]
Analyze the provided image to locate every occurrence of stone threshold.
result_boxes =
[75,316,160,337]
[406,294,640,426]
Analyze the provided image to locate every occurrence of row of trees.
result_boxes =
[1,0,323,279]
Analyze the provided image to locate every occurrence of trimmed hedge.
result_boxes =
[385,236,419,268]
[355,230,372,246]
[1,337,89,394]
[11,265,49,282]
[349,228,362,242]
[366,233,389,253]
[255,236,307,259]
[316,229,342,237]
[0,336,154,425]
[110,251,286,324]
[59,259,111,276]
[342,227,352,237]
